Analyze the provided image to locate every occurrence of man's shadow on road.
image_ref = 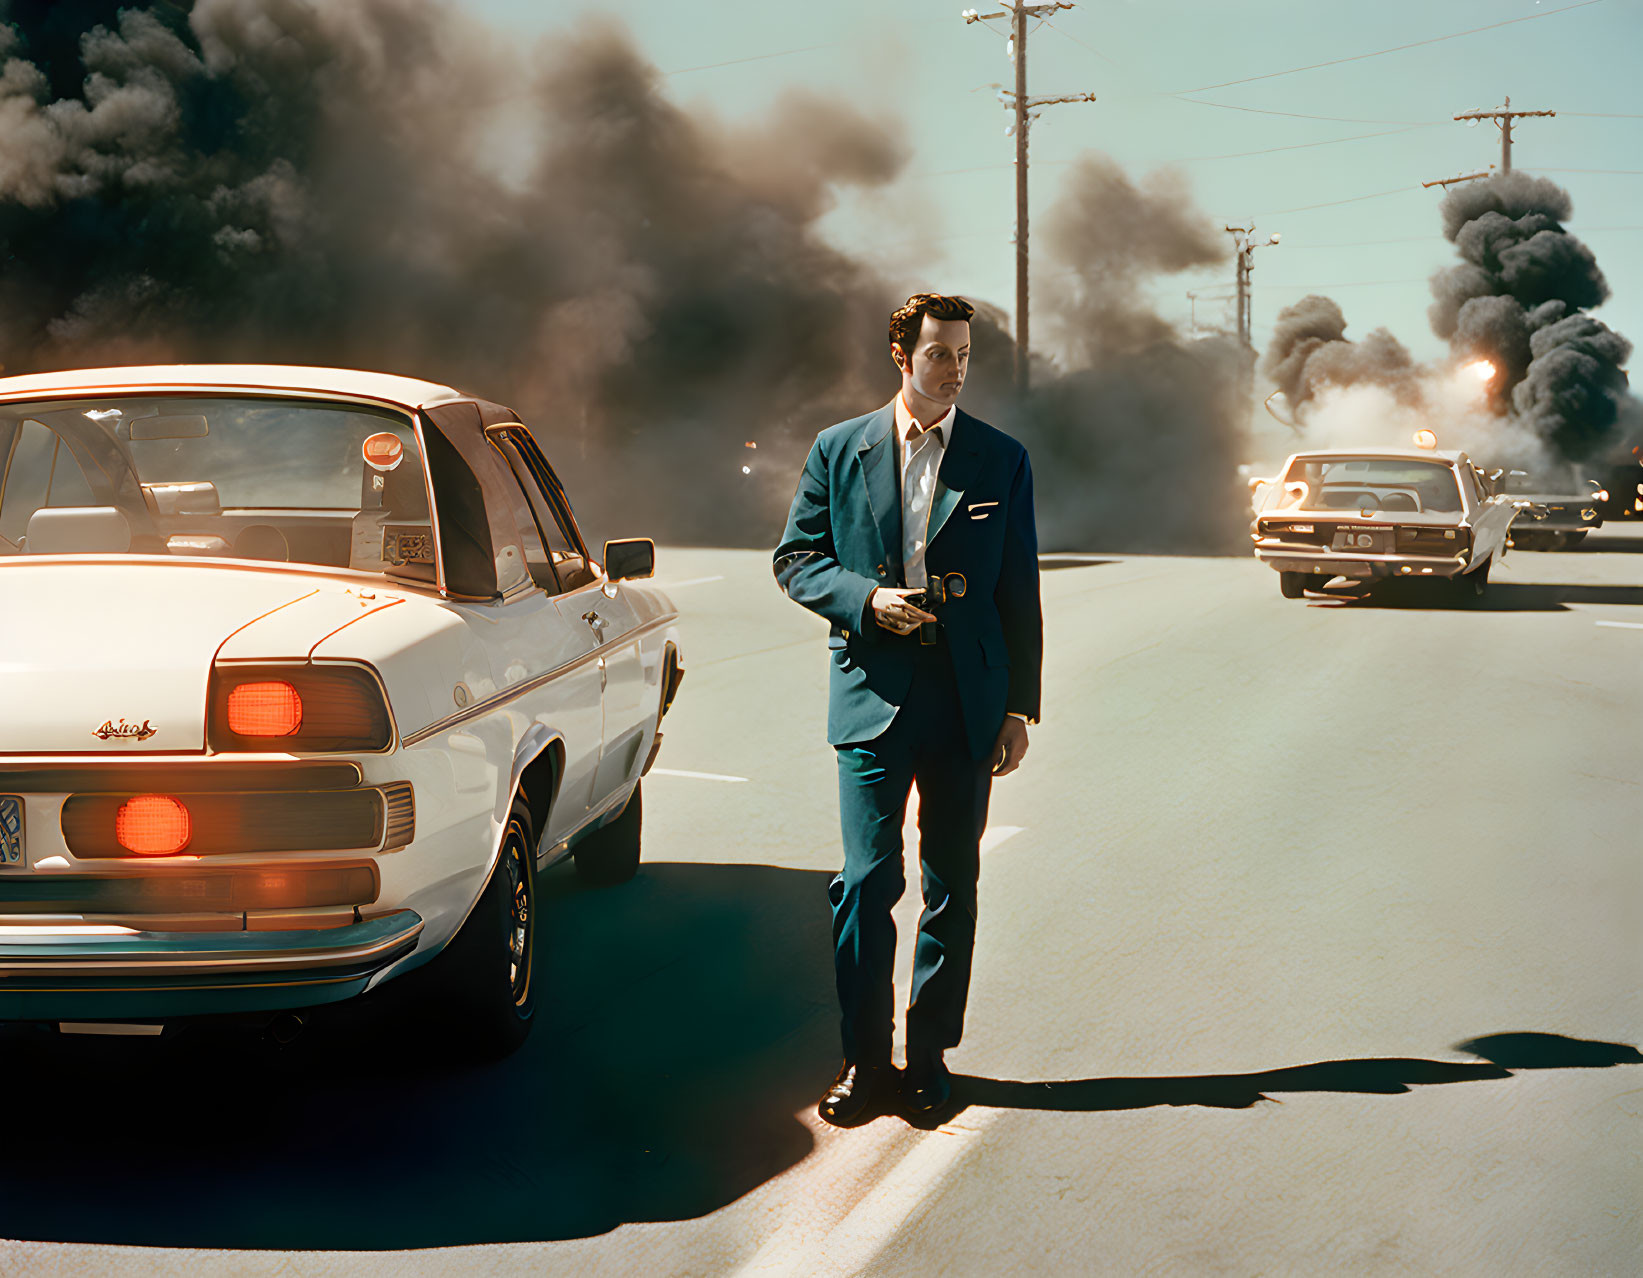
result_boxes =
[910,1032,1643,1129]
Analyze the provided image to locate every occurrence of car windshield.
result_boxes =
[0,395,435,582]
[1276,457,1464,514]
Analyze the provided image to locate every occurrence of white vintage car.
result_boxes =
[0,365,683,1056]
[1250,448,1520,602]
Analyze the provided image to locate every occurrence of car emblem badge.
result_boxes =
[93,718,158,743]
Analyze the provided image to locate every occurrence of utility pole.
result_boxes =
[1223,224,1279,350]
[1452,97,1556,174]
[963,4,1095,396]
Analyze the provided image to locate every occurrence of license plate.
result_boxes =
[0,797,22,868]
[1331,527,1390,554]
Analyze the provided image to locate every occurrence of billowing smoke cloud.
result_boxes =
[1261,294,1419,410]
[0,2,1246,551]
[991,155,1249,553]
[1430,171,1632,462]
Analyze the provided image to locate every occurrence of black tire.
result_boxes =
[1452,556,1490,604]
[1305,573,1333,593]
[1279,571,1306,599]
[573,783,642,886]
[1511,530,1553,552]
[1558,530,1587,549]
[422,800,537,1059]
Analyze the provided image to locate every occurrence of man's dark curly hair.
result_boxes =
[888,293,975,358]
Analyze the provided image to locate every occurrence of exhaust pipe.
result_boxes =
[266,1012,307,1046]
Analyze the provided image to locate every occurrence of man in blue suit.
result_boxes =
[774,293,1042,1125]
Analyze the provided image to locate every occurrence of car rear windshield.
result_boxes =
[1278,458,1464,514]
[0,395,435,581]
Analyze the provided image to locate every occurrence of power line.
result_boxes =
[1175,97,1435,126]
[662,41,846,76]
[1261,278,1432,289]
[1254,185,1421,216]
[1281,236,1441,249]
[1560,112,1643,119]
[1171,0,1607,95]
[1040,17,1120,67]
[1523,167,1643,175]
[1179,125,1430,162]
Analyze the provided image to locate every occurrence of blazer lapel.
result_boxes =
[927,409,984,549]
[858,404,901,579]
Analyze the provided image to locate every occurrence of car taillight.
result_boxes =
[208,664,393,754]
[226,680,303,737]
[115,795,192,855]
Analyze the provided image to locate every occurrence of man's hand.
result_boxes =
[870,587,937,636]
[991,716,1029,777]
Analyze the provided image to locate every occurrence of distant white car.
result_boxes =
[1250,448,1521,602]
[0,365,683,1056]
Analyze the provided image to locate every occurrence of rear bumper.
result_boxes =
[0,909,422,1022]
[1254,546,1472,580]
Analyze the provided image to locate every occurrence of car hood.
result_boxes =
[0,560,394,755]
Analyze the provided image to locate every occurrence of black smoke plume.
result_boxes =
[993,154,1248,553]
[0,1,1245,551]
[1429,171,1632,461]
[1261,294,1418,410]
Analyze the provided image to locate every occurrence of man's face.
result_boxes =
[895,315,970,408]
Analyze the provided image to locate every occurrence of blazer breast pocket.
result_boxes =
[966,500,1000,523]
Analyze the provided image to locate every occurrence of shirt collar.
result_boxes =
[893,394,954,449]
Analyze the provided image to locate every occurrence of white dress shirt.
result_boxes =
[892,394,953,589]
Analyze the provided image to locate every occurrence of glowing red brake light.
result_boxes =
[115,795,192,855]
[226,681,304,737]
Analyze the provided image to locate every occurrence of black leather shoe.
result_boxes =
[901,1052,953,1115]
[818,1060,892,1127]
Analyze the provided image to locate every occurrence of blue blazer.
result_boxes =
[774,403,1042,761]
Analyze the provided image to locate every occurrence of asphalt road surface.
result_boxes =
[3,533,1639,1276]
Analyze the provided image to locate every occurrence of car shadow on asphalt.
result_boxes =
[1308,581,1643,612]
[0,862,843,1251]
[922,1032,1642,1127]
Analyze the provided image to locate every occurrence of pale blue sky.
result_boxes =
[458,0,1643,367]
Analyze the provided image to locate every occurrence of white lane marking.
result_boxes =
[1595,620,1643,630]
[649,767,748,783]
[980,825,1024,854]
[733,1116,995,1278]
[655,575,725,589]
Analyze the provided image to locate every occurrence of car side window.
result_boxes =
[0,421,95,545]
[488,433,561,594]
[493,427,597,591]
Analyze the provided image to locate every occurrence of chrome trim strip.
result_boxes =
[401,612,678,746]
[0,912,422,977]
[0,761,362,793]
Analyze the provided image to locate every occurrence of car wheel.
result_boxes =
[1511,530,1551,552]
[1279,572,1306,599]
[424,799,537,1059]
[1559,530,1587,549]
[1305,573,1332,593]
[573,782,642,886]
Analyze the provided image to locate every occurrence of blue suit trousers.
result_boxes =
[830,638,994,1064]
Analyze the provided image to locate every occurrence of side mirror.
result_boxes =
[604,538,654,582]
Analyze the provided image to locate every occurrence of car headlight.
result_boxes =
[208,663,393,753]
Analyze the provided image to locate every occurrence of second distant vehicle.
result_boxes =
[1250,448,1522,602]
